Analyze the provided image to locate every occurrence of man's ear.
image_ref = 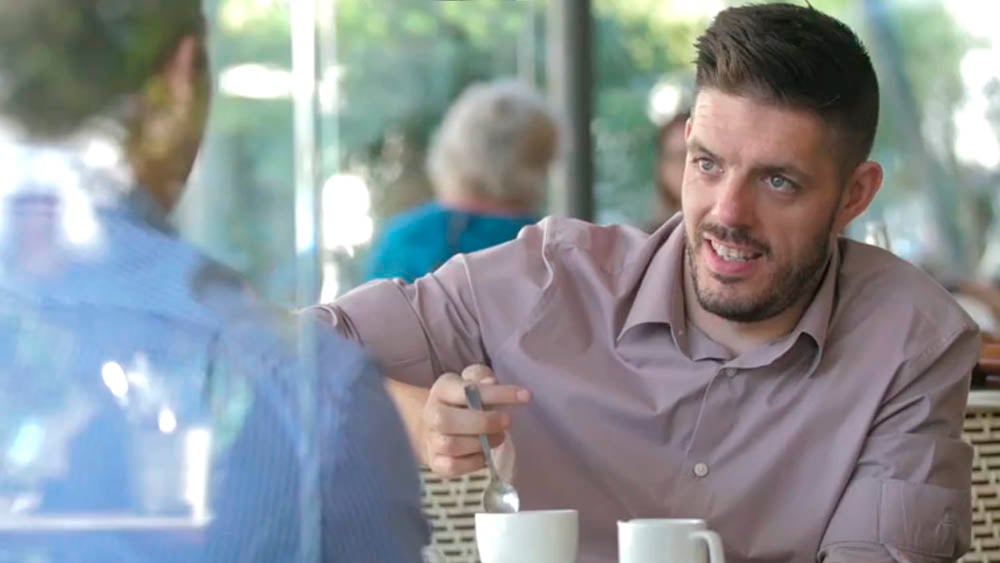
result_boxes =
[161,36,202,105]
[833,160,883,233]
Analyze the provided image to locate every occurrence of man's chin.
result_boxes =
[698,266,762,291]
[696,285,775,322]
[701,302,775,324]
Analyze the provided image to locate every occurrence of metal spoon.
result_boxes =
[464,383,520,513]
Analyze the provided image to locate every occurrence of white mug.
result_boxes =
[618,518,725,563]
[475,509,578,563]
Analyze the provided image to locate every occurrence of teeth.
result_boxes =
[710,240,758,262]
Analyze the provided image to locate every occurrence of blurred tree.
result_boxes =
[184,0,993,298]
[189,0,533,297]
[591,0,707,224]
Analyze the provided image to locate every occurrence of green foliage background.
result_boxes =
[178,0,1000,302]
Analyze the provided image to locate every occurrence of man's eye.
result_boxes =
[696,158,716,173]
[767,175,794,191]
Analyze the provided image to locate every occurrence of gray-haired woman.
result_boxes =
[366,78,560,282]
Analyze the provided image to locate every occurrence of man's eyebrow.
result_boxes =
[686,139,814,184]
[686,138,719,161]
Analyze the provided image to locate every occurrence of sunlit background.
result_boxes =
[2,2,999,560]
[173,0,1000,307]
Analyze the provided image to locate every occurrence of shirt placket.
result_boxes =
[670,364,742,517]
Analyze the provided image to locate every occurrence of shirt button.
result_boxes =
[693,462,710,478]
[720,368,736,377]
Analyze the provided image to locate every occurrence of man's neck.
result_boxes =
[682,265,815,357]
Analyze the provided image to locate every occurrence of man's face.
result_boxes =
[682,89,846,323]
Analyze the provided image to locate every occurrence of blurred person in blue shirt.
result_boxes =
[651,109,689,230]
[366,79,559,282]
[0,1,427,561]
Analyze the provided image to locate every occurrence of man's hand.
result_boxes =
[422,365,531,478]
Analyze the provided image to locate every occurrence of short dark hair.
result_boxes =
[694,3,879,170]
[0,0,205,138]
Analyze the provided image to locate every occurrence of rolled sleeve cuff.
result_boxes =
[821,477,970,560]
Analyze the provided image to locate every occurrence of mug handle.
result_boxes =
[690,530,726,563]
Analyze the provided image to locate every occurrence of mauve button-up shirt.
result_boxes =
[316,214,979,563]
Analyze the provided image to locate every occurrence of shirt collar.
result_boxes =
[780,239,840,376]
[107,183,175,235]
[796,242,839,348]
[618,213,687,341]
[1,139,174,234]
[618,213,841,376]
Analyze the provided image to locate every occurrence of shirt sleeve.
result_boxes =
[819,326,979,562]
[202,322,428,562]
[312,222,550,388]
[319,349,430,561]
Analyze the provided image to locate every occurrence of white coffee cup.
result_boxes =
[475,509,578,563]
[618,518,725,563]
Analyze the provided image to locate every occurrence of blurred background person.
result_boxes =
[0,1,426,561]
[952,279,1000,339]
[649,108,689,231]
[365,79,559,282]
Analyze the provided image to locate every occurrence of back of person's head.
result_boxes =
[0,0,206,139]
[694,2,879,173]
[427,79,559,211]
[0,1,208,210]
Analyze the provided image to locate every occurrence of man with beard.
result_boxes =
[315,3,977,562]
